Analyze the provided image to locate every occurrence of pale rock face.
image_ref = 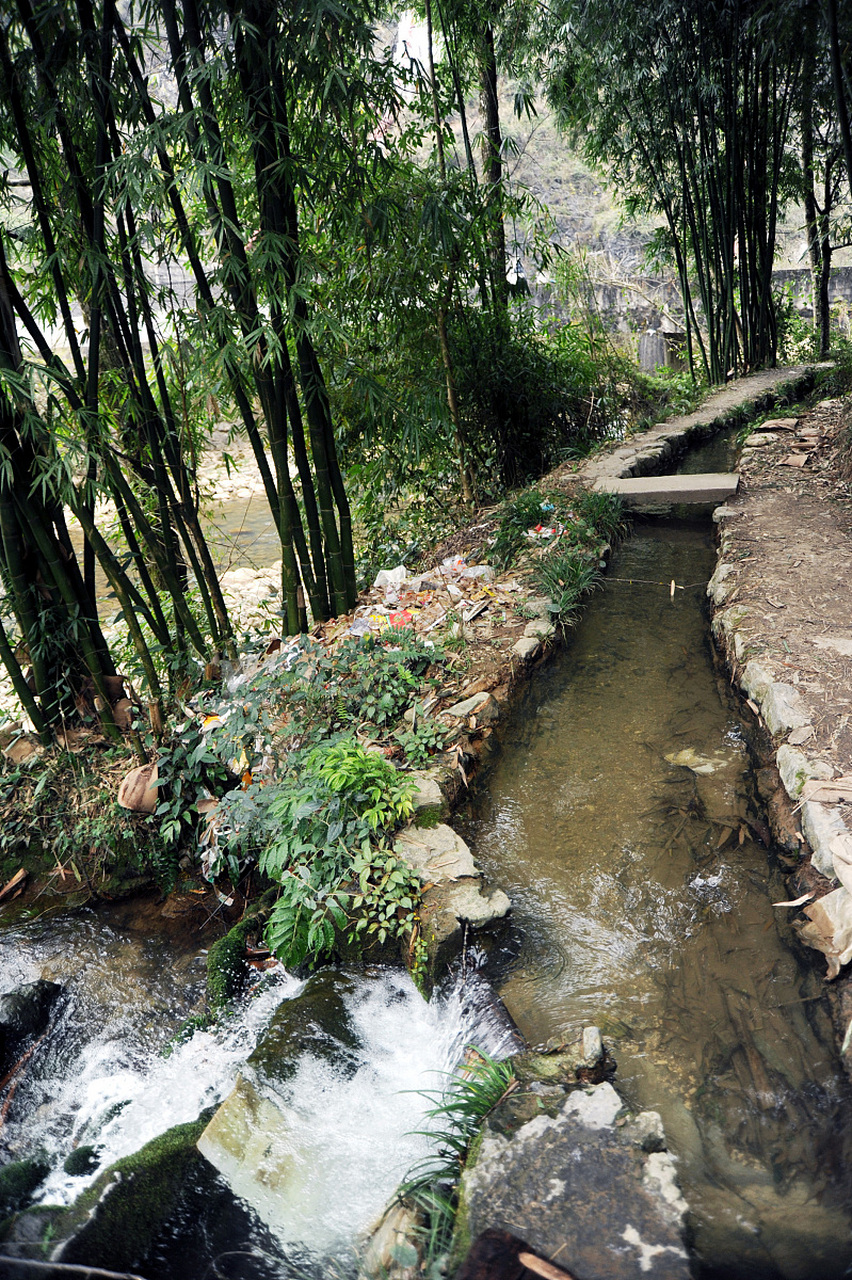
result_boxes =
[460,1082,691,1280]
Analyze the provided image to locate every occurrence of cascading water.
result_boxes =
[0,910,516,1277]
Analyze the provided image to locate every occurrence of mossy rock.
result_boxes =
[207,917,255,1011]
[63,1145,100,1177]
[447,1127,486,1276]
[0,1157,50,1219]
[54,1114,212,1271]
[413,805,444,830]
[510,1046,587,1087]
[246,968,361,1087]
[486,1089,565,1138]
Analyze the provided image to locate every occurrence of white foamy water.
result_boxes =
[1,913,516,1262]
[201,969,518,1253]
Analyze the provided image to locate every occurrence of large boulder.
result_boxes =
[244,968,360,1087]
[196,969,365,1242]
[457,1082,690,1280]
[48,1116,211,1271]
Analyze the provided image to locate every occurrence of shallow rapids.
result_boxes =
[466,518,852,1280]
[0,911,515,1276]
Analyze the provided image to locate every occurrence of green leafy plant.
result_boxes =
[317,630,440,730]
[394,713,449,768]
[398,1052,517,1262]
[491,491,558,570]
[258,738,420,968]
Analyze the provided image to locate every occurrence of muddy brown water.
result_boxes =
[463,518,852,1279]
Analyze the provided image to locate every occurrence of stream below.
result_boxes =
[462,515,852,1279]
[0,910,515,1277]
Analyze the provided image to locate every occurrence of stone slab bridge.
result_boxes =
[579,363,828,511]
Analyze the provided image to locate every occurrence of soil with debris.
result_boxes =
[715,401,852,773]
[706,394,852,1050]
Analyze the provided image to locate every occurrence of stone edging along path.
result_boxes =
[704,391,852,1035]
[408,362,831,967]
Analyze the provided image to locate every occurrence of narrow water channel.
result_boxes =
[463,518,852,1279]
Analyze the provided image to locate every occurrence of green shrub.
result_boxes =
[450,306,627,493]
[394,714,449,768]
[259,738,421,969]
[398,1053,516,1263]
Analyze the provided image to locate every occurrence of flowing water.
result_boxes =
[463,517,852,1279]
[0,909,516,1277]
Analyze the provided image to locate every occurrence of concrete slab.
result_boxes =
[593,472,739,507]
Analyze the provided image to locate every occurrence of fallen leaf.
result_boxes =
[518,1252,577,1280]
[0,868,26,902]
[800,776,852,805]
[779,454,809,467]
[772,891,814,907]
[800,886,852,979]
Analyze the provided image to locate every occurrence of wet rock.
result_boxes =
[196,1074,293,1223]
[360,1201,422,1280]
[395,823,479,884]
[51,1115,210,1271]
[582,1025,604,1065]
[0,1158,50,1220]
[513,1026,606,1090]
[197,970,366,1233]
[511,636,540,662]
[458,1083,690,1280]
[420,881,511,966]
[0,979,62,1074]
[245,969,360,1087]
[63,1145,101,1177]
[624,1110,667,1154]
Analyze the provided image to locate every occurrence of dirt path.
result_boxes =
[706,391,852,1019]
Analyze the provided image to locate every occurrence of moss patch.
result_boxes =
[206,917,255,1011]
[55,1114,211,1271]
[0,1157,50,1219]
[63,1146,100,1177]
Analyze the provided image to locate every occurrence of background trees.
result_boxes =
[0,0,849,742]
[541,0,805,382]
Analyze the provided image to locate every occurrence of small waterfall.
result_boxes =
[1,913,517,1270]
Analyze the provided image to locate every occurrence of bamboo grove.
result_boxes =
[0,0,851,745]
[0,0,389,740]
[542,0,852,382]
